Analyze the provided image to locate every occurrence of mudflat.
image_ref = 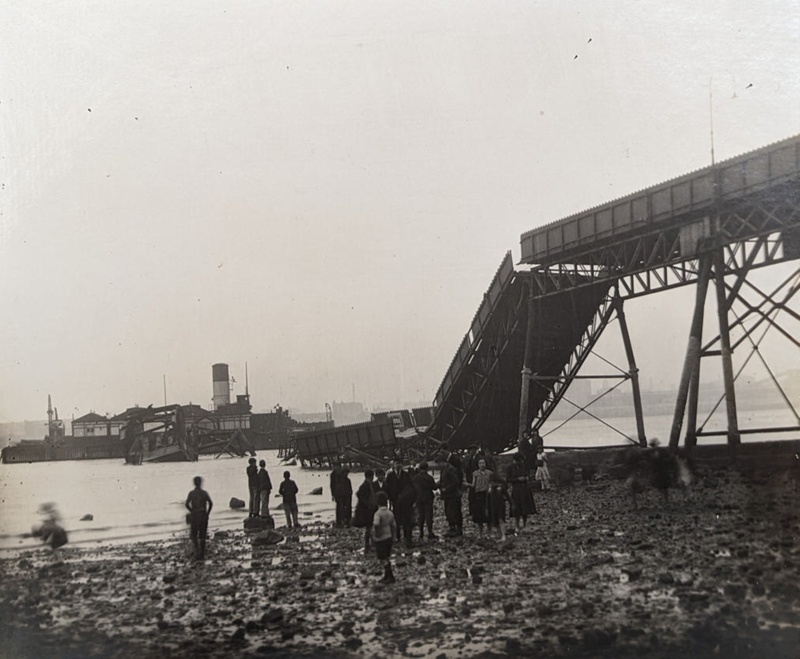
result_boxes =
[1,468,797,658]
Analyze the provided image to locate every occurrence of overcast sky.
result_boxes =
[1,1,798,423]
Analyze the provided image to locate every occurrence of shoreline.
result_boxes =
[1,465,798,658]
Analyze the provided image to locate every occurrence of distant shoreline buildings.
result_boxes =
[3,367,796,445]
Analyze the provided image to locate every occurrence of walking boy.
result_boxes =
[278,470,300,528]
[372,491,397,583]
[185,476,213,560]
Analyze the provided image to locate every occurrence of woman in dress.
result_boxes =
[535,448,552,491]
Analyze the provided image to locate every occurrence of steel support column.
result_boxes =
[517,279,536,443]
[612,293,647,447]
[713,248,742,453]
[670,253,713,450]
[683,254,714,450]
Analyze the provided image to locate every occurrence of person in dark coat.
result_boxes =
[246,457,259,517]
[385,460,413,541]
[257,460,273,518]
[330,466,343,526]
[438,453,463,537]
[354,469,378,553]
[330,467,353,528]
[412,462,439,541]
[518,430,536,471]
[507,452,536,531]
[336,468,353,527]
[375,469,388,498]
[447,451,464,533]
[464,445,480,524]
[278,471,300,528]
[395,469,417,546]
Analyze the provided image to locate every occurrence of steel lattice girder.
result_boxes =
[527,185,800,300]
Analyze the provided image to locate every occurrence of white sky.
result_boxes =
[1,1,798,423]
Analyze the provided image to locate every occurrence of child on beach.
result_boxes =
[278,471,300,528]
[535,448,552,491]
[372,491,397,583]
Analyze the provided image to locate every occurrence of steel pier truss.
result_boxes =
[428,135,800,454]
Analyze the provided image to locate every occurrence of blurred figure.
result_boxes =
[624,439,690,509]
[33,502,68,562]
[185,476,213,560]
[649,439,675,503]
[675,449,694,499]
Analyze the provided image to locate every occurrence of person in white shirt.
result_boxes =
[372,491,397,583]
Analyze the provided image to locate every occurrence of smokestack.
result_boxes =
[212,363,231,410]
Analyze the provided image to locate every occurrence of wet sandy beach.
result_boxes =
[1,466,797,659]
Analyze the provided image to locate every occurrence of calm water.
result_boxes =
[1,409,795,553]
[540,408,798,448]
[0,450,335,553]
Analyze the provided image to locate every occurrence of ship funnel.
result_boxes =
[212,363,231,410]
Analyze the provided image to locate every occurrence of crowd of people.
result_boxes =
[324,430,552,581]
[182,432,550,571]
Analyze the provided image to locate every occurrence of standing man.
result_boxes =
[257,459,273,518]
[438,452,463,537]
[278,470,300,528]
[374,469,388,498]
[384,460,400,511]
[337,468,353,527]
[464,445,480,525]
[412,462,438,541]
[385,460,413,540]
[185,476,213,560]
[246,457,259,517]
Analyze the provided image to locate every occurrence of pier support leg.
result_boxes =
[670,254,713,451]
[713,248,741,456]
[613,294,647,447]
[517,282,537,445]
